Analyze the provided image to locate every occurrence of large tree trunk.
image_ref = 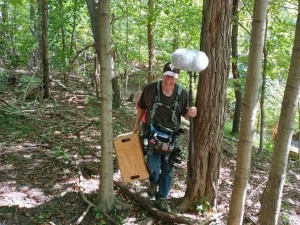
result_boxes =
[97,0,115,210]
[87,0,120,107]
[228,1,268,224]
[86,0,130,212]
[39,0,50,99]
[180,0,232,211]
[86,0,114,209]
[147,0,155,83]
[231,0,243,135]
[260,1,300,223]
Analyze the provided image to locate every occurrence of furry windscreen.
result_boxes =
[171,48,209,72]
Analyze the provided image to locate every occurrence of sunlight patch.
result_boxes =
[0,183,52,208]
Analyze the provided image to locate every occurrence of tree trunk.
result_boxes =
[112,53,121,108]
[228,1,268,224]
[94,55,100,99]
[125,0,130,95]
[298,101,300,163]
[39,0,50,99]
[86,0,100,55]
[147,0,155,83]
[86,0,130,212]
[96,0,115,210]
[0,0,8,68]
[182,0,232,210]
[69,0,78,58]
[86,0,114,209]
[171,0,179,51]
[231,0,243,135]
[260,1,300,223]
[259,22,268,155]
[29,3,39,69]
[58,0,67,66]
[111,19,121,107]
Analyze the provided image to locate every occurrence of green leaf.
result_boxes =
[9,0,23,6]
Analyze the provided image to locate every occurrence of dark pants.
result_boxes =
[147,150,173,199]
[142,123,174,199]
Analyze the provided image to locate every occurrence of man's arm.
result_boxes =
[133,107,146,133]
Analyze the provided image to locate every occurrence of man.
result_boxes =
[133,62,197,212]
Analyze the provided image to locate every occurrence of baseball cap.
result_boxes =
[163,62,180,78]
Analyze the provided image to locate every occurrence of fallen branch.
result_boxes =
[75,120,96,138]
[75,190,121,225]
[50,79,68,91]
[58,43,94,79]
[0,98,12,107]
[74,195,93,225]
[73,155,95,224]
[114,181,194,225]
[248,179,268,199]
[74,155,121,225]
[198,213,226,225]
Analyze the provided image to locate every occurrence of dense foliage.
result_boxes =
[0,0,299,150]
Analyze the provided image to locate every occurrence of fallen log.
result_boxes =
[114,181,194,225]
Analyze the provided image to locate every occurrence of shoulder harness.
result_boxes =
[149,81,183,130]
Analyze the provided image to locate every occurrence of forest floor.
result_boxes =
[0,71,300,225]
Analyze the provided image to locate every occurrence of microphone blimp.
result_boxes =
[171,48,209,72]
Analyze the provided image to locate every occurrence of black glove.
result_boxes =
[169,147,181,167]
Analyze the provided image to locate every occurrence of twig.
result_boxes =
[50,79,68,91]
[75,120,96,138]
[74,204,105,225]
[73,155,121,225]
[74,194,94,225]
[0,108,46,122]
[23,71,39,101]
[0,98,13,108]
[248,179,268,199]
[199,213,227,225]
[79,190,96,208]
[72,154,95,224]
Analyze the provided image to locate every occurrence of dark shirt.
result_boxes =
[137,80,188,130]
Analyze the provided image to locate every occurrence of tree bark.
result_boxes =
[231,0,243,135]
[58,0,66,63]
[122,0,129,95]
[260,1,300,223]
[228,0,268,224]
[147,0,155,83]
[69,0,78,58]
[86,0,114,211]
[183,0,232,210]
[111,53,121,108]
[29,3,39,69]
[259,22,268,155]
[95,0,115,210]
[87,0,130,213]
[39,0,50,99]
[0,0,8,68]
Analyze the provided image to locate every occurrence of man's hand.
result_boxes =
[132,124,140,133]
[185,106,197,119]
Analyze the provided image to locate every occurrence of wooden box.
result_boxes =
[113,132,149,183]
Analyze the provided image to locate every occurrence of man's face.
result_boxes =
[162,75,177,88]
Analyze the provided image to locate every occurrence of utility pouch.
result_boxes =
[148,124,175,154]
